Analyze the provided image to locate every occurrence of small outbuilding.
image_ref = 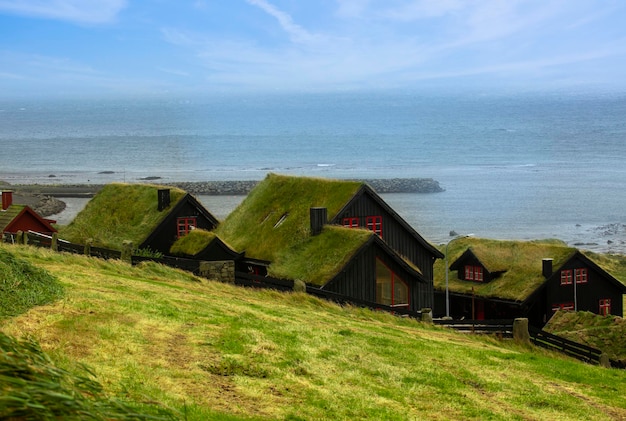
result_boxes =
[1,191,57,239]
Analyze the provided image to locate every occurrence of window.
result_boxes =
[551,302,575,312]
[464,265,484,282]
[176,217,196,238]
[342,217,359,228]
[366,216,383,237]
[561,268,587,285]
[273,213,289,228]
[599,299,611,316]
[560,270,573,285]
[375,259,409,307]
[575,268,588,284]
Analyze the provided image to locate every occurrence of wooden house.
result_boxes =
[433,237,626,326]
[59,183,218,254]
[206,173,443,311]
[1,191,57,238]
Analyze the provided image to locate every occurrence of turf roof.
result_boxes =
[214,173,373,285]
[170,229,221,256]
[215,173,363,261]
[434,237,578,302]
[0,205,25,231]
[59,183,186,250]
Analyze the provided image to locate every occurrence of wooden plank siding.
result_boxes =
[333,189,438,281]
[323,241,432,312]
[547,253,625,318]
[140,194,219,254]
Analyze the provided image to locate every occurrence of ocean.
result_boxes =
[1,91,625,252]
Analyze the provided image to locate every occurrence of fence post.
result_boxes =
[51,233,58,252]
[599,353,610,368]
[513,318,530,344]
[420,308,433,324]
[84,239,92,256]
[121,240,133,263]
[293,279,306,293]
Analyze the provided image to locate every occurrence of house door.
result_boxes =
[475,300,485,320]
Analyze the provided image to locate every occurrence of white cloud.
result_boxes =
[0,0,127,24]
[246,0,316,43]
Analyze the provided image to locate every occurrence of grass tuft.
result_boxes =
[0,248,63,319]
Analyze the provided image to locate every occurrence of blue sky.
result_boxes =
[1,0,626,97]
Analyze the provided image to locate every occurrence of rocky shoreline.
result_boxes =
[7,177,444,197]
[4,178,443,218]
[168,178,445,195]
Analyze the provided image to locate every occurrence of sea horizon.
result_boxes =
[2,90,625,254]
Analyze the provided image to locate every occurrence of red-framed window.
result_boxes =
[551,302,575,312]
[342,217,359,228]
[366,216,383,237]
[599,299,611,316]
[575,268,588,284]
[560,270,573,285]
[375,258,409,308]
[464,265,484,282]
[177,217,197,238]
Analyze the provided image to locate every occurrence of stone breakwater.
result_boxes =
[168,178,445,195]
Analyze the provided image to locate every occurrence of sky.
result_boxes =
[1,0,626,97]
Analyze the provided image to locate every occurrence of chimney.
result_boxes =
[2,191,13,211]
[157,189,171,211]
[542,258,553,278]
[310,207,327,236]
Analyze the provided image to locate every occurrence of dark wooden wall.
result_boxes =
[142,199,218,254]
[324,242,431,311]
[547,256,624,317]
[335,193,436,281]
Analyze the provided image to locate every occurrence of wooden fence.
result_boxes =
[434,319,514,337]
[527,326,619,367]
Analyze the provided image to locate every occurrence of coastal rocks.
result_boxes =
[9,193,66,217]
[361,178,445,194]
[35,196,66,217]
[168,181,260,195]
[168,178,444,195]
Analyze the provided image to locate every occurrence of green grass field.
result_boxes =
[2,243,626,420]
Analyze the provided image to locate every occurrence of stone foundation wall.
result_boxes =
[199,260,235,283]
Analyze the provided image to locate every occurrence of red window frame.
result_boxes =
[551,302,575,312]
[560,270,573,285]
[464,265,483,282]
[376,259,409,308]
[575,268,588,284]
[599,299,611,316]
[366,215,383,237]
[177,217,197,238]
[342,217,359,228]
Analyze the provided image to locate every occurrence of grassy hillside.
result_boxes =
[2,244,626,420]
[545,311,626,363]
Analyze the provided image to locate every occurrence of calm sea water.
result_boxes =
[1,91,625,252]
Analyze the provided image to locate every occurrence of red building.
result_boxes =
[0,191,57,239]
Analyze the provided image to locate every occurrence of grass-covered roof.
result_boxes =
[214,173,371,285]
[0,205,25,231]
[215,173,362,261]
[59,183,186,250]
[170,229,220,256]
[434,237,577,302]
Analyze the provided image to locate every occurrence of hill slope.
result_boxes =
[2,244,626,420]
